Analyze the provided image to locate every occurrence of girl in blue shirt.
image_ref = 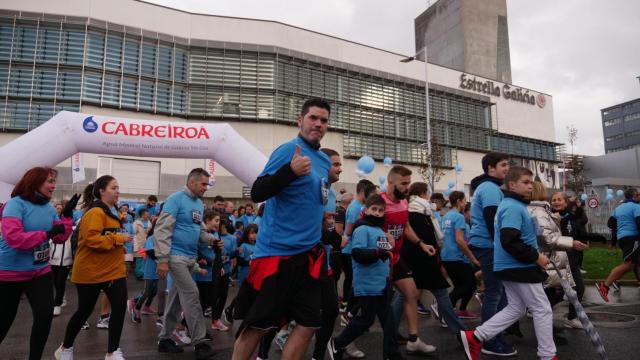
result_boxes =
[237,224,257,286]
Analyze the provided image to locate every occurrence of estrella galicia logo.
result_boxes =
[82,116,98,133]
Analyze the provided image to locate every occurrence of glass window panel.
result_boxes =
[56,70,81,100]
[257,53,274,89]
[240,52,257,89]
[36,27,61,63]
[257,94,273,120]
[188,47,206,84]
[102,74,120,105]
[12,25,37,62]
[8,67,33,97]
[60,29,84,65]
[188,85,205,116]
[32,68,57,98]
[3,101,31,130]
[158,44,172,80]
[82,71,102,103]
[123,36,140,74]
[0,66,8,96]
[139,79,155,110]
[205,87,223,117]
[222,91,240,118]
[156,82,171,113]
[310,67,323,97]
[30,102,55,128]
[240,92,257,118]
[105,33,123,71]
[141,40,157,77]
[0,23,13,60]
[85,32,105,69]
[174,47,188,82]
[121,76,138,109]
[172,84,187,115]
[223,50,240,88]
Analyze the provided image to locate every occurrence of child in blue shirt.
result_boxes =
[236,224,257,286]
[194,211,220,322]
[461,167,555,360]
[211,218,236,331]
[328,193,401,360]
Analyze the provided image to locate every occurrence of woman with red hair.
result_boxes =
[0,166,77,359]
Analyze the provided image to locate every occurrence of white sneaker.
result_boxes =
[406,338,437,354]
[345,342,365,358]
[61,298,68,308]
[172,329,192,344]
[97,317,109,329]
[430,300,440,320]
[105,348,125,360]
[54,345,74,360]
[53,306,62,316]
[563,318,583,329]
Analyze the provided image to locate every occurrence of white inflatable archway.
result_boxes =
[0,111,268,202]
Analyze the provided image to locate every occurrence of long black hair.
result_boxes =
[81,175,116,209]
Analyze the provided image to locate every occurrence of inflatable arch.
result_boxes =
[0,111,268,202]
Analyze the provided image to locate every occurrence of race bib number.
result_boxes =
[192,209,202,225]
[387,224,404,240]
[376,236,393,251]
[33,242,50,264]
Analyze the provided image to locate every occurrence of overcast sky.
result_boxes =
[148,0,640,156]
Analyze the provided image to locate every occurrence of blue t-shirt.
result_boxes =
[493,196,539,272]
[123,221,135,255]
[342,199,365,255]
[193,241,214,282]
[433,211,443,228]
[143,235,158,280]
[161,190,204,259]
[470,181,503,248]
[0,197,59,272]
[72,209,84,224]
[351,224,391,296]
[254,216,262,228]
[136,203,159,218]
[221,233,237,275]
[238,242,255,264]
[254,136,331,258]
[613,201,640,239]
[441,209,467,262]
[240,214,257,229]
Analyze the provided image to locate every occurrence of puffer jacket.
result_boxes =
[49,237,73,267]
[528,200,575,288]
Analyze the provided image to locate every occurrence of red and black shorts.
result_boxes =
[619,236,640,265]
[391,256,413,282]
[234,245,325,337]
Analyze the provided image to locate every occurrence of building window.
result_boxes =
[157,44,172,80]
[85,32,105,69]
[141,39,157,78]
[121,76,138,109]
[123,36,140,75]
[624,112,640,123]
[102,74,121,106]
[139,79,155,110]
[12,24,37,62]
[604,118,622,127]
[56,70,81,100]
[156,82,171,113]
[105,34,123,71]
[60,29,84,65]
[32,68,57,99]
[36,27,62,64]
[0,23,13,60]
[83,71,102,103]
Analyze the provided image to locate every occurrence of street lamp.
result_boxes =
[401,46,433,193]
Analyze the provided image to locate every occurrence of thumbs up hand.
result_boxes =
[290,144,311,176]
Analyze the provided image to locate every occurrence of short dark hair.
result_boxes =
[213,195,225,203]
[356,179,375,196]
[301,98,331,116]
[234,221,244,229]
[448,191,465,206]
[482,152,510,174]
[187,168,210,182]
[505,166,533,185]
[204,209,219,222]
[245,203,254,210]
[624,188,638,200]
[138,208,148,216]
[321,148,340,158]
[147,195,158,202]
[388,165,412,178]
[365,193,386,208]
[408,182,429,197]
[430,193,445,202]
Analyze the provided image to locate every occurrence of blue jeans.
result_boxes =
[471,247,507,344]
[391,288,465,335]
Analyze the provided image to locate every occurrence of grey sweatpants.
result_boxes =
[475,280,556,360]
[158,255,207,345]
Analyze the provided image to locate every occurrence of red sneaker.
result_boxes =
[456,310,479,319]
[460,330,481,360]
[595,282,609,302]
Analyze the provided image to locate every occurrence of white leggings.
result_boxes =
[475,280,556,360]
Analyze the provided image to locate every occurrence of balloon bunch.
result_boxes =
[356,155,375,178]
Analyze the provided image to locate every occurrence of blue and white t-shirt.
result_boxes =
[342,199,365,255]
[469,181,503,248]
[143,235,158,280]
[254,136,331,258]
[351,224,391,296]
[162,190,205,259]
[221,233,237,275]
[613,201,640,239]
[493,196,539,271]
[441,209,467,262]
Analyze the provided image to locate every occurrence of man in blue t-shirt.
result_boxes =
[136,195,159,219]
[233,98,332,360]
[239,204,257,228]
[154,168,219,359]
[468,151,516,355]
[597,188,640,302]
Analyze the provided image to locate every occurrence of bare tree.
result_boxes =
[564,125,586,193]
[567,124,578,156]
[419,135,447,186]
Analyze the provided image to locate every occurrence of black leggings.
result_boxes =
[0,272,54,360]
[443,261,477,311]
[212,274,230,320]
[339,254,353,302]
[135,279,157,310]
[52,265,71,307]
[63,278,127,353]
[313,274,340,359]
[197,281,214,316]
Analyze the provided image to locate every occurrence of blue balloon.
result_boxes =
[617,189,624,198]
[454,164,463,173]
[580,193,588,201]
[606,194,614,201]
[606,188,613,195]
[357,156,375,174]
[444,189,452,197]
[447,180,455,189]
[380,184,387,193]
[379,176,386,185]
[383,157,393,167]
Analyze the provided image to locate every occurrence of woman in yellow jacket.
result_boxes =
[55,175,133,360]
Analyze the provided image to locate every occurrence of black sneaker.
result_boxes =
[223,307,233,325]
[327,338,344,360]
[158,339,184,353]
[194,342,217,360]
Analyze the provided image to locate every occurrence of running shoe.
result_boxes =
[481,340,517,356]
[54,345,74,360]
[595,282,610,302]
[274,330,289,351]
[97,317,110,329]
[474,292,484,307]
[611,281,621,292]
[53,306,62,316]
[339,313,351,327]
[406,338,436,354]
[430,300,440,320]
[211,319,229,331]
[223,307,233,325]
[81,321,90,330]
[172,329,191,345]
[158,339,184,353]
[141,306,156,315]
[155,318,164,327]
[460,330,481,360]
[204,307,212,317]
[456,310,479,319]
[440,317,448,328]
[345,342,365,358]
[327,338,344,360]
[417,301,430,315]
[61,298,68,308]
[105,348,125,360]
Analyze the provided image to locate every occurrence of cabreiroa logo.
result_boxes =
[82,116,98,133]
[536,94,546,108]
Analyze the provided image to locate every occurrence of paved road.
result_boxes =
[2,274,639,359]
